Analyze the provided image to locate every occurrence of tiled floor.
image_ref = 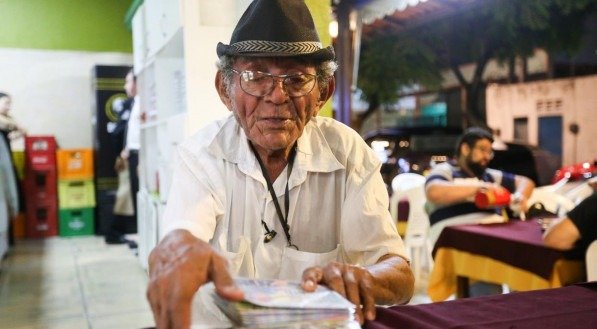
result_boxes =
[0,236,154,329]
[0,236,432,329]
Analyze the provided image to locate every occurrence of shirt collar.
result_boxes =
[207,115,344,186]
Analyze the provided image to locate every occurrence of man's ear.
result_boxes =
[215,71,232,110]
[461,143,471,157]
[313,76,335,116]
[318,76,335,107]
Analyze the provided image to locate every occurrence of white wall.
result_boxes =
[0,48,132,150]
[486,74,597,166]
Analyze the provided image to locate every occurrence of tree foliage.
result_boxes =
[357,0,596,128]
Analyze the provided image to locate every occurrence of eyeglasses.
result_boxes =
[473,145,494,158]
[231,69,317,97]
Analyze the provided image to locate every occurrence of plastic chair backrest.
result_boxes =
[390,173,426,223]
[392,173,426,194]
[390,173,429,238]
[586,240,597,281]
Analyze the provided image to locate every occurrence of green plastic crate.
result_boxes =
[59,207,94,236]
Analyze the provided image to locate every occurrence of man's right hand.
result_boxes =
[146,229,244,329]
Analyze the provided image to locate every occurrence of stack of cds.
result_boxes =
[212,278,357,328]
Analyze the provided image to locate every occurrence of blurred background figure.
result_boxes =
[120,69,141,229]
[0,92,26,142]
[425,126,535,296]
[104,70,137,248]
[0,92,25,246]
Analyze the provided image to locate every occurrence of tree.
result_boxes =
[357,0,596,129]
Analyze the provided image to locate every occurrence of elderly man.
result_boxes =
[146,1,414,328]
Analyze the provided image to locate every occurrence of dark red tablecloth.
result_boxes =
[432,220,563,279]
[366,281,597,329]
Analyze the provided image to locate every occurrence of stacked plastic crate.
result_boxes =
[56,149,96,236]
[24,136,58,238]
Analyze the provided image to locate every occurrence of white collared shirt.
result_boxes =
[124,95,141,151]
[162,114,406,280]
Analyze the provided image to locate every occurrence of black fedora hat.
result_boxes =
[216,0,335,61]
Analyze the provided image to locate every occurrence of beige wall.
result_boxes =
[486,75,597,166]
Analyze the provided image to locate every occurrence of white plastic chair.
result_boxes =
[390,173,433,285]
[586,240,597,281]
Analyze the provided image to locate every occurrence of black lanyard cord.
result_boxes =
[249,142,298,250]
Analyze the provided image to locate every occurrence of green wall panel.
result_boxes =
[306,0,333,118]
[0,0,132,52]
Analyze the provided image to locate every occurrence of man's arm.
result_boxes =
[146,229,244,329]
[426,179,497,205]
[543,218,580,250]
[301,254,414,325]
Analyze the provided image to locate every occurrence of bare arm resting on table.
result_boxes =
[146,229,244,329]
[543,218,580,250]
[301,254,414,325]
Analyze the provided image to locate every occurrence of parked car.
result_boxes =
[363,126,559,194]
[490,143,561,187]
[363,126,462,194]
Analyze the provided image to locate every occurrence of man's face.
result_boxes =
[0,96,11,115]
[221,57,325,153]
[464,138,494,177]
[124,72,137,98]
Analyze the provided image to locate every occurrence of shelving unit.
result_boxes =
[131,0,251,268]
[131,0,332,268]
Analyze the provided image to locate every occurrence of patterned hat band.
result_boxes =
[230,40,323,55]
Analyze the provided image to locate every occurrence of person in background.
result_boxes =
[0,92,26,246]
[0,123,19,253]
[0,92,26,142]
[121,71,141,224]
[104,70,137,247]
[543,176,597,259]
[425,126,535,296]
[145,1,414,328]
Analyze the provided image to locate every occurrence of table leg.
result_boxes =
[456,276,470,298]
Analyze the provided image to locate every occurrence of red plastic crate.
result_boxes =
[25,200,58,238]
[26,153,57,170]
[23,169,58,203]
[25,136,57,153]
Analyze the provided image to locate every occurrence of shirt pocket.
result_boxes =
[278,244,340,281]
[216,236,254,278]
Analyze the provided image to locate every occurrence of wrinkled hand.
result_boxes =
[301,262,375,325]
[146,229,244,329]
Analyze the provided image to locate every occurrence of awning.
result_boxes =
[356,0,428,24]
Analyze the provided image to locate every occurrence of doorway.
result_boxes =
[538,115,562,165]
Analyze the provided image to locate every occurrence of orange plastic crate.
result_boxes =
[13,212,27,238]
[56,149,94,180]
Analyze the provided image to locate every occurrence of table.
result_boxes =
[427,219,585,301]
[366,281,597,329]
